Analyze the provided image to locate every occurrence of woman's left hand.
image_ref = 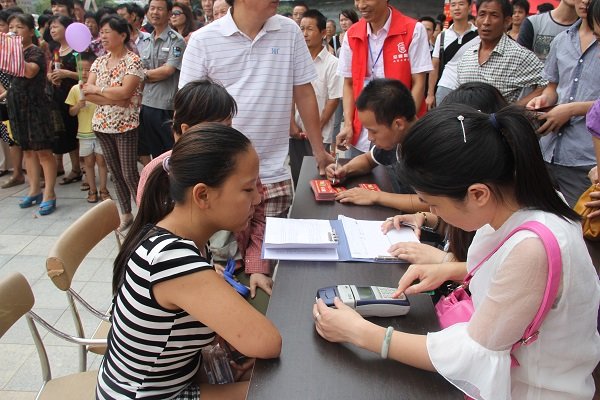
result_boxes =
[50,68,73,81]
[249,273,273,297]
[313,297,365,344]
[230,357,255,381]
[388,242,446,264]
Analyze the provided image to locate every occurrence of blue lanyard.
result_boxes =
[368,37,384,78]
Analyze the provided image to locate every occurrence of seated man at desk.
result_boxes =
[326,78,428,213]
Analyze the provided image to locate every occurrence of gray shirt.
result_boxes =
[140,27,185,110]
[539,20,600,167]
[518,12,575,62]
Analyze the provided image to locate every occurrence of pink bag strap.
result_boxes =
[462,221,562,354]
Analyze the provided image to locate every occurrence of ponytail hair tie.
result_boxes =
[162,156,171,174]
[489,113,501,131]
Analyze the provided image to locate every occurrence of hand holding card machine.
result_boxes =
[316,285,410,317]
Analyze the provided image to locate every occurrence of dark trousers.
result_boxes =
[139,106,174,158]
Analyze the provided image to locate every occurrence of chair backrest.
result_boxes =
[0,272,34,337]
[46,200,120,291]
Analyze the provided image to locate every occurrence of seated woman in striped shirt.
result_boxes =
[97,124,281,400]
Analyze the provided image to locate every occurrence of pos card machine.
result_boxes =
[316,285,410,317]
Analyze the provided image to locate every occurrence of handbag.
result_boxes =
[573,184,600,241]
[435,221,562,364]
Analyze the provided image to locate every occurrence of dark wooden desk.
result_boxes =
[247,157,461,399]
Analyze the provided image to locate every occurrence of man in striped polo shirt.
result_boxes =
[180,0,334,218]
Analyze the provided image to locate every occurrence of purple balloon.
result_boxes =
[65,23,92,53]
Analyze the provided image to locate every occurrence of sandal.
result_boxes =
[87,191,98,203]
[99,189,112,201]
[59,171,83,185]
[1,176,25,189]
[19,193,43,208]
[80,181,90,191]
[39,199,57,216]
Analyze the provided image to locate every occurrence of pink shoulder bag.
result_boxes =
[434,221,562,364]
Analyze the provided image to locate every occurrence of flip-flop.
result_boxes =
[80,182,90,191]
[59,171,83,185]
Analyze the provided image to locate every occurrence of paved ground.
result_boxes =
[0,164,122,399]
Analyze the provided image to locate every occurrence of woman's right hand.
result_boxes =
[392,263,450,297]
[381,213,427,239]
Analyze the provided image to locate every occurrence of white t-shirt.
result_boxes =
[294,46,343,144]
[432,23,480,90]
[179,9,317,184]
[337,8,432,152]
[427,209,600,399]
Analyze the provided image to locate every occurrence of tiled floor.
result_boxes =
[0,165,122,399]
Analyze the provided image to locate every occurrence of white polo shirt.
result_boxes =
[179,9,317,184]
[337,8,432,152]
[294,46,343,144]
[432,23,480,91]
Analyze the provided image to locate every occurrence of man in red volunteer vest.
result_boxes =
[336,0,432,156]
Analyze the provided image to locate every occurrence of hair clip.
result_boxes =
[457,115,466,143]
[162,156,171,174]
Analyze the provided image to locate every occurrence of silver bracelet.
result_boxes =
[380,326,394,359]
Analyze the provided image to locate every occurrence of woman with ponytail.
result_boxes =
[97,124,281,400]
[313,104,600,399]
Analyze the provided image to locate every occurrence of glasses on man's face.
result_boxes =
[171,10,183,16]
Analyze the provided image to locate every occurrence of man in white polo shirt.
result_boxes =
[179,0,334,218]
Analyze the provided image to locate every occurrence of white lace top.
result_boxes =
[427,209,600,399]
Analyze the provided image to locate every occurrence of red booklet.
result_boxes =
[310,179,346,201]
[358,183,381,192]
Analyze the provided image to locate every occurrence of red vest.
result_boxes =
[346,7,425,146]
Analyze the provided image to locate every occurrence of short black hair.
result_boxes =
[51,0,74,11]
[130,3,145,20]
[418,16,436,26]
[116,2,133,13]
[339,9,359,24]
[99,14,130,43]
[537,3,554,13]
[293,1,309,11]
[302,9,326,31]
[149,0,173,12]
[38,12,52,28]
[512,0,530,15]
[83,11,97,23]
[356,79,416,126]
[477,0,513,18]
[80,51,97,63]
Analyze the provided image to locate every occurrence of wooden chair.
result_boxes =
[45,199,120,372]
[0,272,99,399]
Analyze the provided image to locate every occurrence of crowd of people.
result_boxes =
[1,0,600,399]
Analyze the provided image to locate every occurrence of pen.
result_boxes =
[332,152,339,185]
[384,217,417,230]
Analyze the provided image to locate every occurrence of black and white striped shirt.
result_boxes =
[97,228,215,399]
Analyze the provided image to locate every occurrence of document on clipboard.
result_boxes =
[262,215,419,262]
